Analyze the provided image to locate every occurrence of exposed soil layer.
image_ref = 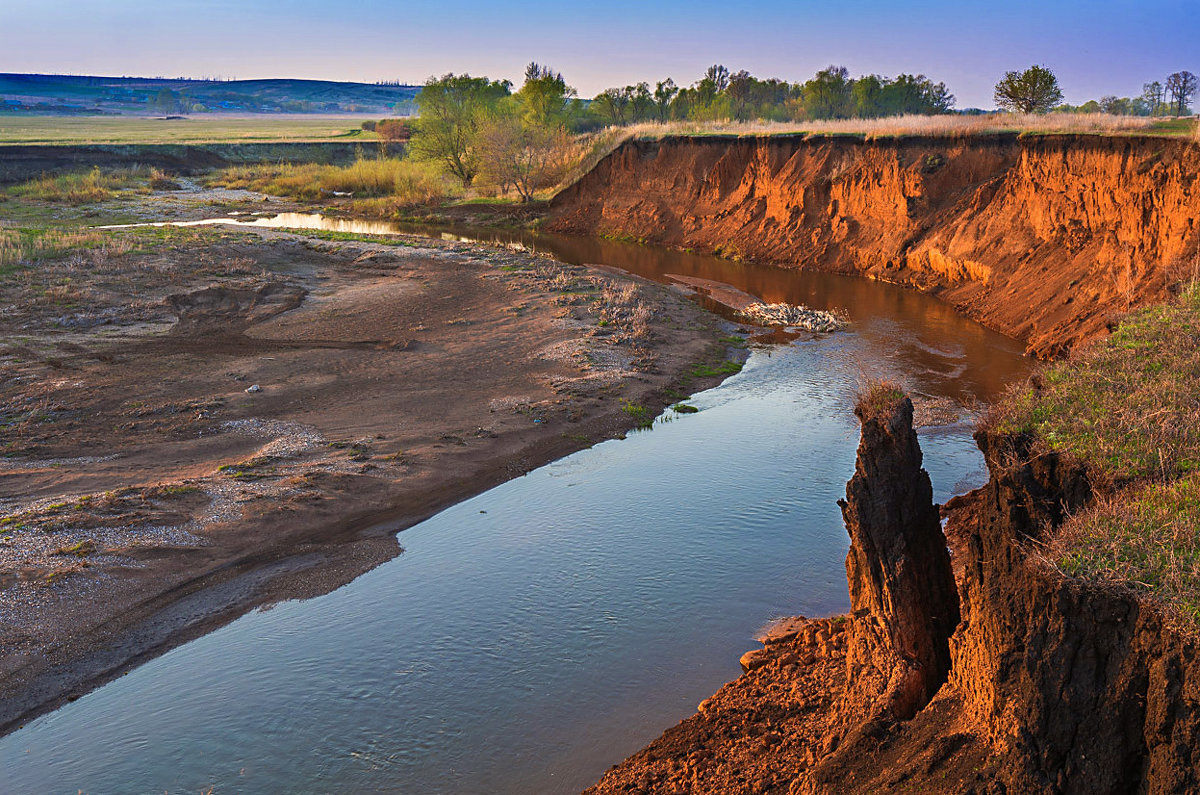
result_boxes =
[0,227,739,736]
[548,133,1200,357]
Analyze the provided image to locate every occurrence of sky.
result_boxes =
[3,0,1197,108]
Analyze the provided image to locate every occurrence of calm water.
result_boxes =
[1,219,1029,794]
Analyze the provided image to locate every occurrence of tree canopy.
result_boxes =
[409,73,512,187]
[993,65,1063,114]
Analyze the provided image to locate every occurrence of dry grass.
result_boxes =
[209,158,453,204]
[1053,475,1200,629]
[856,381,907,416]
[6,167,150,204]
[0,228,119,269]
[550,128,640,193]
[595,282,655,340]
[609,113,1195,142]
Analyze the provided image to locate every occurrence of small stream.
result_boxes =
[1,216,1030,794]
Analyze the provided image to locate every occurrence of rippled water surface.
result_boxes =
[0,219,1029,794]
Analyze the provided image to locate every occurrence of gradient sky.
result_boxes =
[4,0,1197,108]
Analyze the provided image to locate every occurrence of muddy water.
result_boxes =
[0,217,1029,794]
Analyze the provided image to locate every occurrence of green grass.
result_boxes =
[689,359,743,378]
[0,115,378,145]
[278,228,420,247]
[988,283,1200,630]
[991,284,1200,483]
[620,401,655,429]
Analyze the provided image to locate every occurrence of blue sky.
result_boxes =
[4,0,1197,107]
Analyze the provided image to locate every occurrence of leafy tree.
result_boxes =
[476,104,567,201]
[802,66,853,119]
[726,70,757,120]
[994,65,1063,113]
[592,87,631,125]
[410,73,511,187]
[1166,71,1198,116]
[517,62,577,128]
[653,79,679,121]
[629,82,655,122]
[376,119,412,141]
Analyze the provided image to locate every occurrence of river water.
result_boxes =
[0,216,1029,794]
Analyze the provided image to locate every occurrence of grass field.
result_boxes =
[0,115,383,145]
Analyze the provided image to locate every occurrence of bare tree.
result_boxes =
[1166,71,1198,116]
[704,64,730,93]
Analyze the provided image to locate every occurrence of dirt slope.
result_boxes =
[548,133,1200,357]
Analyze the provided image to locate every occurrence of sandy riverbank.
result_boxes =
[0,223,743,735]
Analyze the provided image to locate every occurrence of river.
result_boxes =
[0,216,1029,794]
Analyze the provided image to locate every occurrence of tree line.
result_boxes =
[591,64,955,124]
[404,62,1197,200]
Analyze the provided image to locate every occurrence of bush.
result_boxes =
[376,119,413,141]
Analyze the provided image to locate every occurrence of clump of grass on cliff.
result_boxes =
[992,283,1200,483]
[856,380,907,416]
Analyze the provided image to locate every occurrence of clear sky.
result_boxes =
[4,0,1197,108]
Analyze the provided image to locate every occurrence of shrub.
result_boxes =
[376,119,413,141]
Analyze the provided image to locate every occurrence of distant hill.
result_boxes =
[0,74,420,115]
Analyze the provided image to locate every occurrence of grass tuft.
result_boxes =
[856,381,907,416]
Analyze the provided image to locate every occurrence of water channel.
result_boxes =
[0,216,1030,793]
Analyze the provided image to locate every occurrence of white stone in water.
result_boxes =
[740,302,846,332]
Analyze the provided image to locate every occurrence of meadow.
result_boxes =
[0,115,379,145]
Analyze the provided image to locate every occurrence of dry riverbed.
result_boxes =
[0,219,743,735]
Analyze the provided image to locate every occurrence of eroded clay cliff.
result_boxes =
[549,134,1200,357]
